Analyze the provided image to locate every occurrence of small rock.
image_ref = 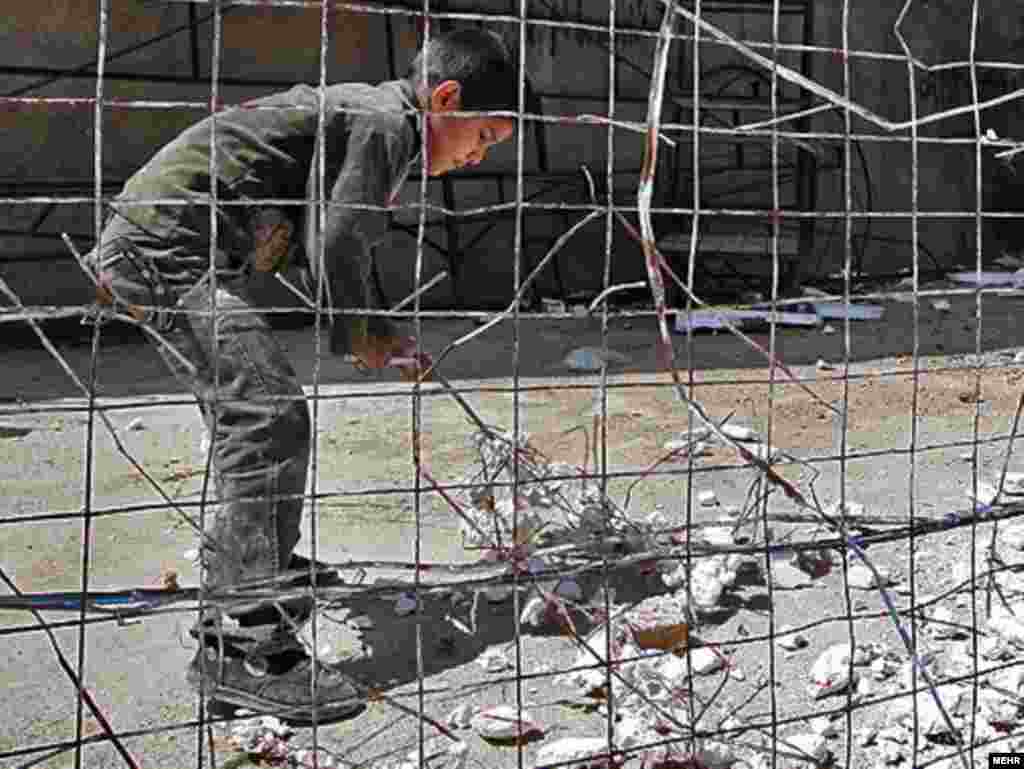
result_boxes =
[471,705,542,741]
[773,563,814,590]
[816,359,835,371]
[856,726,878,747]
[878,725,907,744]
[822,324,837,336]
[484,585,514,603]
[395,592,417,616]
[808,716,838,737]
[881,740,904,764]
[870,657,894,681]
[980,635,1013,660]
[1004,473,1024,495]
[690,647,726,675]
[932,299,952,312]
[477,646,512,673]
[349,614,374,630]
[446,703,476,729]
[810,644,857,698]
[624,594,690,651]
[533,737,614,768]
[698,489,719,507]
[1016,350,1024,364]
[780,733,828,766]
[927,606,965,639]
[721,425,758,442]
[777,627,809,651]
[183,548,200,562]
[127,417,146,431]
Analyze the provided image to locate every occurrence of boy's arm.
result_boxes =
[308,114,410,357]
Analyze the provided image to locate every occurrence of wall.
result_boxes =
[2,0,1022,317]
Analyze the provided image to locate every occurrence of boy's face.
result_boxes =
[425,80,515,176]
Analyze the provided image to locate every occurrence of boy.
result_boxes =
[87,28,519,723]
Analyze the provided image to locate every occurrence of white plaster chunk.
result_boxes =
[721,424,758,442]
[533,738,615,769]
[809,644,857,698]
[690,647,726,675]
[698,489,719,507]
[847,564,890,590]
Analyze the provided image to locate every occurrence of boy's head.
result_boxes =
[408,28,523,176]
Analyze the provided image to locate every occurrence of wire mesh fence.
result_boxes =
[2,1,1024,768]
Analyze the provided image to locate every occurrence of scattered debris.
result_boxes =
[471,705,543,742]
[931,299,952,312]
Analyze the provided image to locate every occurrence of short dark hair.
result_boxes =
[407,28,525,114]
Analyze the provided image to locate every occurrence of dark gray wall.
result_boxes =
[2,0,1022,315]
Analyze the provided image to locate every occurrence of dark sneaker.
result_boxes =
[188,635,365,725]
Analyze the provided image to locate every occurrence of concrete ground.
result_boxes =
[3,291,1024,768]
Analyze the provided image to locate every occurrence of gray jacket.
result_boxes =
[105,79,423,353]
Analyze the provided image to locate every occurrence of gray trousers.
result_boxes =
[92,238,311,620]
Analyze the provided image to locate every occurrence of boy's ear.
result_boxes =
[429,80,463,113]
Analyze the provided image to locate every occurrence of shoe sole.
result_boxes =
[201,683,366,726]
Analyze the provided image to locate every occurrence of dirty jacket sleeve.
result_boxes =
[307,113,413,356]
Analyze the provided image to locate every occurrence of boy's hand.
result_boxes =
[353,335,432,382]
